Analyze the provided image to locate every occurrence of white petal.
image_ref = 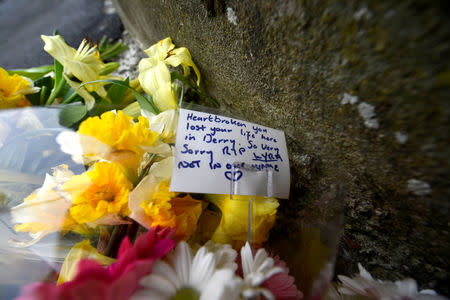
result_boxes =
[173,242,192,285]
[190,249,215,290]
[240,242,253,277]
[200,269,241,300]
[149,261,182,290]
[130,289,167,300]
[139,273,177,298]
[358,263,374,280]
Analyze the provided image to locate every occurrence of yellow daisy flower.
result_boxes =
[0,67,38,109]
[64,161,133,224]
[57,110,160,183]
[78,110,158,156]
[128,157,202,240]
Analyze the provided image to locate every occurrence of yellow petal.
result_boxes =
[141,109,179,144]
[208,195,279,248]
[0,67,37,108]
[165,47,201,86]
[64,162,133,225]
[42,35,107,100]
[143,37,175,62]
[10,166,76,245]
[57,239,116,284]
[138,58,177,112]
[64,74,95,110]
[41,35,76,67]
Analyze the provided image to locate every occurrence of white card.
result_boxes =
[170,109,290,198]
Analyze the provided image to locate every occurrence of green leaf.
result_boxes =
[100,41,128,61]
[98,36,108,52]
[61,87,82,104]
[58,104,87,128]
[25,76,54,106]
[170,72,220,108]
[89,98,118,116]
[7,65,53,81]
[81,79,160,114]
[46,59,65,105]
[107,78,129,104]
[99,62,120,75]
[54,59,63,87]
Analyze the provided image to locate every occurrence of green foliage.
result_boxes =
[107,78,130,104]
[98,36,128,61]
[7,65,53,81]
[26,76,54,106]
[81,79,160,114]
[58,104,87,128]
[171,72,220,108]
[45,59,66,105]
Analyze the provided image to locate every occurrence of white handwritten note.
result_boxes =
[170,109,290,198]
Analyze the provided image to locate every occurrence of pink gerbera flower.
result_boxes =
[263,255,303,300]
[237,243,303,300]
[16,227,175,300]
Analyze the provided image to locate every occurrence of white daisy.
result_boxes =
[338,263,447,300]
[131,241,242,300]
[240,242,284,300]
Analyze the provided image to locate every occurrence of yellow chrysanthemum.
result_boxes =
[139,180,203,240]
[138,37,201,112]
[64,161,133,224]
[207,194,279,248]
[0,67,38,109]
[78,110,158,156]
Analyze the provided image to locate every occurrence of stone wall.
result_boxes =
[113,0,449,294]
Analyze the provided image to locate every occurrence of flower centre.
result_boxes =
[170,287,199,300]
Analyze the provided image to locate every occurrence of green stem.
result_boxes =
[45,77,66,105]
[178,82,185,107]
[171,72,220,107]
[61,91,78,104]
[104,224,128,258]
[100,42,124,61]
[39,86,47,105]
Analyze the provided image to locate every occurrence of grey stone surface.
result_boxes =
[113,0,450,295]
[0,0,123,69]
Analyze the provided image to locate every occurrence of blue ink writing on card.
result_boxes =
[240,129,255,141]
[178,160,201,169]
[252,152,283,163]
[260,134,277,143]
[260,143,279,152]
[172,109,290,199]
[186,113,246,127]
[186,122,206,131]
[247,139,257,149]
[224,170,243,182]
[252,126,268,135]
[185,133,196,141]
[210,126,232,136]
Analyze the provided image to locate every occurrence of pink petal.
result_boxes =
[15,226,175,300]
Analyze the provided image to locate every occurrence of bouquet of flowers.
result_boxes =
[0,34,446,300]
